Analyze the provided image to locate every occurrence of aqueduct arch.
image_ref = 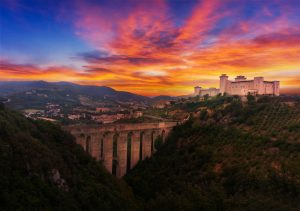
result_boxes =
[64,122,176,177]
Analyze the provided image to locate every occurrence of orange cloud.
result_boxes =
[1,0,300,96]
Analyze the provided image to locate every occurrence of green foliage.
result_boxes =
[286,123,300,132]
[199,110,209,120]
[1,96,299,210]
[203,94,209,101]
[0,108,138,210]
[125,99,300,210]
[246,93,256,104]
[154,135,164,150]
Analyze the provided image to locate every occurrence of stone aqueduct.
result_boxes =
[64,122,177,177]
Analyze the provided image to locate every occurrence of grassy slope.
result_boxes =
[0,105,138,210]
[125,97,300,210]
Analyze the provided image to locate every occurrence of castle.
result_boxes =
[194,87,220,97]
[194,74,280,96]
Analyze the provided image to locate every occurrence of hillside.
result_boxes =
[125,96,300,210]
[0,81,151,110]
[152,95,177,101]
[1,95,299,210]
[0,104,138,210]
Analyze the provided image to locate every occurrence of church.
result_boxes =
[194,74,280,96]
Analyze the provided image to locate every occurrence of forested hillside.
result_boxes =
[1,95,299,211]
[0,104,138,210]
[125,96,300,210]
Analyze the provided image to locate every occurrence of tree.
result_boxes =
[204,94,209,101]
[199,110,209,121]
[154,135,164,150]
[247,93,255,104]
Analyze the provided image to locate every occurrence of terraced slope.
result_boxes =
[125,96,300,210]
[244,98,300,141]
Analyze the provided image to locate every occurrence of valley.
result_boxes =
[0,81,177,125]
[2,0,300,210]
[1,93,299,210]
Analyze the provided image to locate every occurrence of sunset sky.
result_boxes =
[0,0,299,96]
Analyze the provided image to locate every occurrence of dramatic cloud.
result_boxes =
[1,0,300,95]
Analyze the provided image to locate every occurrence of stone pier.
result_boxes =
[103,133,114,174]
[131,132,140,169]
[142,131,152,160]
[116,133,128,177]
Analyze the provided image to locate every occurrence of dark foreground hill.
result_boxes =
[0,104,138,210]
[125,97,300,210]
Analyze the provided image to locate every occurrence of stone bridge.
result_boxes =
[63,122,177,177]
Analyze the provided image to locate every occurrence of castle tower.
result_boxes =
[273,81,280,96]
[254,77,264,95]
[194,86,202,96]
[219,74,228,95]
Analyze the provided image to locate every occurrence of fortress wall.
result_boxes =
[200,89,220,97]
[264,82,275,95]
[227,81,254,95]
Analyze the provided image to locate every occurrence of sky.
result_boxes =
[0,0,299,96]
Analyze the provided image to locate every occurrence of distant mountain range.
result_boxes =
[0,81,148,101]
[0,81,177,109]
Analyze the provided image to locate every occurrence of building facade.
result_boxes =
[220,74,279,96]
[194,87,220,97]
[194,74,280,96]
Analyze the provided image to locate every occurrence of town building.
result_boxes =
[153,100,171,108]
[96,107,111,112]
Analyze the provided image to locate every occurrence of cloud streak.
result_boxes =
[1,0,300,95]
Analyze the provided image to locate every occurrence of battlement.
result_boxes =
[221,75,280,96]
[195,75,280,97]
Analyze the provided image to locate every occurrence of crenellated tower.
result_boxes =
[219,74,228,95]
